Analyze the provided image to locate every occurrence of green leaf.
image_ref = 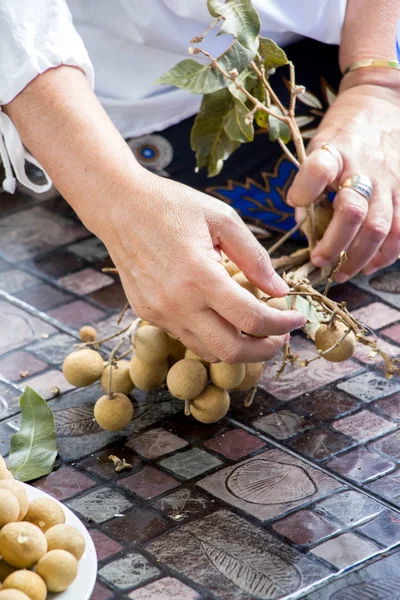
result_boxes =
[8,388,57,482]
[259,37,288,70]
[268,105,291,143]
[286,296,324,326]
[191,88,240,176]
[208,0,261,52]
[224,97,254,143]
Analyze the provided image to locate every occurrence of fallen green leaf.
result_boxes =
[268,105,291,143]
[8,387,57,482]
[259,37,288,71]
[208,0,261,52]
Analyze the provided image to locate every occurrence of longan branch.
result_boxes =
[277,139,300,168]
[250,60,286,115]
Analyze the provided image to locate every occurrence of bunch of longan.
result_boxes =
[0,457,85,599]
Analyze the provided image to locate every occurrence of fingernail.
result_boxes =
[312,255,328,268]
[271,273,289,295]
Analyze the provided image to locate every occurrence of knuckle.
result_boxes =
[240,309,265,335]
[338,201,367,226]
[219,345,241,364]
[365,220,390,244]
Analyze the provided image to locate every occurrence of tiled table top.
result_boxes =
[2,191,400,599]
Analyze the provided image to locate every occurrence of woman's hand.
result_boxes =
[287,72,400,282]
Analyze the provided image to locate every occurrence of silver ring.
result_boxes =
[338,175,373,203]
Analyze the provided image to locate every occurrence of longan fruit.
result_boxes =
[0,490,20,527]
[191,385,230,424]
[79,325,97,343]
[129,355,168,391]
[232,272,262,299]
[210,362,245,390]
[3,571,47,600]
[0,482,28,521]
[0,456,13,481]
[138,320,151,328]
[24,497,65,533]
[62,349,104,387]
[100,361,134,395]
[315,321,357,362]
[36,549,78,593]
[265,296,288,311]
[221,252,240,277]
[234,362,264,391]
[46,523,85,560]
[167,359,208,401]
[0,591,31,600]
[94,393,134,431]
[184,349,209,368]
[0,560,16,582]
[0,522,47,568]
[133,326,170,364]
[168,338,186,364]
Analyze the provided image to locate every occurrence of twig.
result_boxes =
[117,301,130,325]
[250,60,286,115]
[102,267,118,274]
[323,251,347,296]
[267,217,307,257]
[277,139,300,168]
[184,400,191,416]
[107,338,125,398]
[289,62,297,117]
[190,18,221,43]
[244,386,257,407]
[77,324,131,348]
[301,327,352,366]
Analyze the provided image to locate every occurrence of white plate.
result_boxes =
[23,483,97,600]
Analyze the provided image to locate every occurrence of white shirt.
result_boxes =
[0,0,347,192]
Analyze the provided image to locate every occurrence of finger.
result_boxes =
[363,194,400,275]
[176,329,219,363]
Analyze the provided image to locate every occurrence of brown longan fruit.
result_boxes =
[184,349,209,368]
[0,560,16,582]
[24,497,65,533]
[167,359,208,401]
[232,272,262,299]
[100,361,134,395]
[0,456,13,481]
[133,326,170,364]
[0,591,31,600]
[168,338,186,365]
[191,385,230,424]
[129,355,168,391]
[46,523,85,561]
[315,321,357,362]
[265,296,288,311]
[234,362,264,391]
[0,481,28,521]
[3,571,47,600]
[79,325,97,342]
[221,252,241,277]
[62,349,104,387]
[94,393,134,431]
[0,522,47,568]
[0,490,19,527]
[210,362,245,390]
[36,549,78,593]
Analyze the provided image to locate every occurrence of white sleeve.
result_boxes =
[0,0,94,194]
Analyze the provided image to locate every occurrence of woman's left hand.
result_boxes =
[287,73,400,283]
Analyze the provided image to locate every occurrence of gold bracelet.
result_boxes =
[344,58,400,76]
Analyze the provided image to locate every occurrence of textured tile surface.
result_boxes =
[58,268,114,295]
[160,448,222,480]
[126,428,188,459]
[0,351,47,381]
[338,372,400,402]
[99,553,160,590]
[203,428,266,459]
[128,577,199,600]
[311,533,380,569]
[272,509,340,545]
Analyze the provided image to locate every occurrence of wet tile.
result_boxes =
[118,465,180,499]
[369,270,400,294]
[328,282,375,311]
[103,507,169,544]
[203,428,266,459]
[99,553,160,590]
[311,533,380,569]
[315,490,384,527]
[197,448,342,521]
[128,577,200,600]
[290,429,353,462]
[22,369,73,399]
[160,448,222,480]
[34,466,96,500]
[367,469,400,503]
[89,529,123,562]
[79,445,142,481]
[372,430,400,462]
[0,206,88,260]
[87,282,127,310]
[0,299,56,355]
[253,410,310,440]
[15,283,73,311]
[0,269,40,293]
[352,302,400,330]
[126,428,188,459]
[272,509,340,546]
[0,351,47,381]
[67,487,133,524]
[376,394,400,421]
[260,337,360,401]
[327,447,395,483]
[153,487,213,522]
[26,333,76,365]
[353,337,400,368]
[49,300,106,328]
[229,388,282,423]
[94,310,136,351]
[338,371,400,403]
[148,510,331,599]
[161,412,230,446]
[68,237,109,262]
[382,323,400,344]
[333,410,396,442]
[0,191,34,218]
[58,268,114,296]
[0,383,22,419]
[294,389,360,421]
[357,509,400,546]
[90,581,114,600]
[21,249,86,279]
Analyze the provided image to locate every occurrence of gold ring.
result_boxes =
[338,175,373,202]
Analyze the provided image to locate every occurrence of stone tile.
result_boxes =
[90,581,114,600]
[26,333,77,365]
[87,282,127,310]
[352,302,400,330]
[79,445,142,481]
[367,470,400,503]
[153,487,213,522]
[253,410,310,440]
[0,299,56,356]
[148,510,331,599]
[353,336,400,368]
[89,529,123,562]
[203,428,266,460]
[68,237,109,262]
[229,388,282,424]
[118,465,180,499]
[0,351,47,381]
[34,466,96,500]
[315,490,384,527]
[0,206,88,260]
[67,487,133,524]
[260,337,360,401]
[372,430,400,462]
[328,282,375,311]
[382,323,400,344]
[272,509,340,546]
[357,509,400,547]
[290,429,353,462]
[58,268,114,296]
[197,448,342,521]
[0,191,34,219]
[103,507,169,544]
[0,269,40,293]
[369,270,400,294]
[15,283,73,310]
[160,448,223,480]
[327,447,396,483]
[49,300,106,328]
[126,428,188,459]
[333,410,396,442]
[376,394,400,421]
[338,371,400,403]
[21,249,86,279]
[99,553,160,590]
[22,369,73,399]
[0,383,23,419]
[294,389,360,421]
[311,533,380,569]
[128,577,200,600]
[93,310,137,349]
